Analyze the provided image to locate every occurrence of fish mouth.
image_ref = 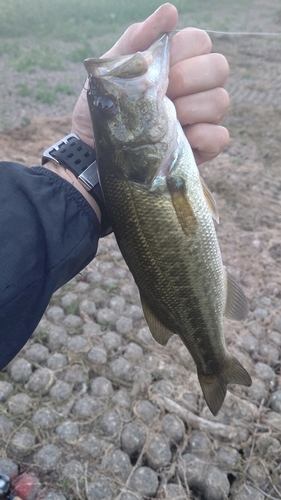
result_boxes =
[84,34,169,80]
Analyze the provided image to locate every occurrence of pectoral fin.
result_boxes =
[166,175,197,235]
[140,295,174,346]
[200,176,219,223]
[224,268,249,320]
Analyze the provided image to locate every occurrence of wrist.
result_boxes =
[43,160,101,220]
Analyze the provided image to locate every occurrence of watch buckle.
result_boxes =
[42,133,79,164]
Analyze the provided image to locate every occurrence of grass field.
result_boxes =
[0,0,279,131]
[0,0,259,41]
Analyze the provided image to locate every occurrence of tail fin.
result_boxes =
[198,356,252,416]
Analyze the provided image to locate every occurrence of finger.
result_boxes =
[174,87,230,126]
[167,53,229,100]
[169,28,212,67]
[184,123,230,165]
[104,3,178,57]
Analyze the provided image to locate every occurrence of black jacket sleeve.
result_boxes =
[0,161,100,370]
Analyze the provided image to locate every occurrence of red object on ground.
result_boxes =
[13,474,40,500]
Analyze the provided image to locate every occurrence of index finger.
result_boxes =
[104,3,178,58]
[169,28,212,67]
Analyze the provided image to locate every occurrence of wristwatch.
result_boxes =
[42,133,112,237]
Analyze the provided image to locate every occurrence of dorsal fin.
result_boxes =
[200,176,219,223]
[224,268,248,320]
[140,295,174,346]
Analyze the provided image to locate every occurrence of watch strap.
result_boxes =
[42,134,112,237]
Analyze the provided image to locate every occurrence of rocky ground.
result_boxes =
[1,2,281,500]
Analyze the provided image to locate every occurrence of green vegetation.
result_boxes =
[13,46,64,72]
[0,0,257,41]
[0,0,190,40]
[34,80,75,105]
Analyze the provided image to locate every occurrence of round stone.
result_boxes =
[161,414,185,444]
[269,390,281,413]
[26,344,49,363]
[62,459,84,480]
[72,395,99,419]
[56,421,79,442]
[136,327,153,345]
[255,362,276,381]
[253,307,268,321]
[8,393,33,414]
[79,435,107,460]
[0,415,14,436]
[116,316,133,335]
[125,305,144,320]
[87,347,107,364]
[128,467,158,497]
[0,381,13,401]
[121,422,146,457]
[83,321,101,337]
[47,353,68,370]
[109,295,126,313]
[101,450,132,482]
[112,388,130,408]
[87,271,103,284]
[96,308,117,327]
[134,400,157,424]
[47,325,68,351]
[67,335,88,352]
[146,436,172,470]
[0,458,19,481]
[61,293,78,314]
[180,453,230,500]
[46,306,65,322]
[124,343,143,359]
[26,368,53,392]
[63,314,83,334]
[257,435,281,456]
[10,427,35,456]
[9,358,32,382]
[272,316,281,333]
[32,407,59,429]
[188,430,210,457]
[49,381,72,402]
[98,410,121,437]
[91,377,113,397]
[87,476,113,500]
[89,288,107,307]
[102,331,122,351]
[216,446,241,469]
[110,357,134,381]
[34,444,62,472]
[79,299,96,317]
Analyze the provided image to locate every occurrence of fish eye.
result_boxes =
[95,95,117,117]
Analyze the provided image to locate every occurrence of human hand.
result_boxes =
[71,3,230,165]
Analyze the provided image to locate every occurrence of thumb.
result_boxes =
[103,3,178,57]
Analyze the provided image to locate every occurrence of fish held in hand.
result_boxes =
[84,35,252,416]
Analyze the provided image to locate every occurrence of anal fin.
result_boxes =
[224,268,248,321]
[200,176,219,223]
[140,295,174,346]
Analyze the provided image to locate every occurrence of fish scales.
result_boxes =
[84,34,252,416]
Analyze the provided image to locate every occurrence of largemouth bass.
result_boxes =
[84,34,252,416]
